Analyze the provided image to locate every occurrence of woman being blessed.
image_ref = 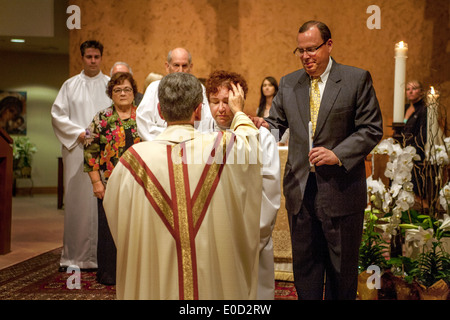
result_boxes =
[84,72,141,285]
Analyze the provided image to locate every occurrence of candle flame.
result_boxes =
[398,41,405,48]
[430,86,435,94]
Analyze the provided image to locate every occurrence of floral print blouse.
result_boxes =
[84,105,141,182]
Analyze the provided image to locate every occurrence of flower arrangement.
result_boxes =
[360,136,450,299]
[366,138,419,235]
[12,136,37,177]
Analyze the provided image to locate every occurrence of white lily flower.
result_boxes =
[396,190,415,211]
[391,143,403,158]
[403,181,414,192]
[382,192,392,213]
[390,183,402,198]
[393,168,412,185]
[405,227,434,249]
[397,152,415,171]
[374,138,394,155]
[428,146,450,165]
[444,137,450,151]
[438,214,450,232]
[367,176,385,195]
[439,183,450,211]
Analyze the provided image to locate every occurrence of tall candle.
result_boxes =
[393,41,408,123]
[426,86,443,152]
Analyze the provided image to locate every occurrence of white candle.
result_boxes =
[393,41,408,123]
[426,86,443,152]
[308,121,313,167]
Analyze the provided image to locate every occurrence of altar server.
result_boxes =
[51,40,111,270]
[104,72,262,300]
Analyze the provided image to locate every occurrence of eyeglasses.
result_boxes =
[293,41,327,57]
[112,87,133,94]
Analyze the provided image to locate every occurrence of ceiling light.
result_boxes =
[11,39,25,43]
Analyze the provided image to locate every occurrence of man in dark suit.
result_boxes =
[255,21,383,299]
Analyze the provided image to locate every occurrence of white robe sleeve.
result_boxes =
[257,127,281,299]
[51,81,85,150]
[259,127,281,249]
[136,81,166,141]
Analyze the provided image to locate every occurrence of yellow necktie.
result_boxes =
[310,77,321,134]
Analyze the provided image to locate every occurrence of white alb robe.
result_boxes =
[104,112,262,300]
[136,80,213,141]
[51,70,111,269]
[202,119,281,299]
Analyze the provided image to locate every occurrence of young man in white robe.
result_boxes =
[51,40,111,270]
[136,47,212,141]
[104,72,263,300]
[202,70,281,299]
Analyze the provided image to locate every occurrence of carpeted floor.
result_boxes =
[0,247,297,300]
[0,248,116,300]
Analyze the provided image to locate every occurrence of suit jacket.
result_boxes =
[266,59,383,218]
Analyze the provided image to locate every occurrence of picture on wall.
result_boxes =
[0,91,27,135]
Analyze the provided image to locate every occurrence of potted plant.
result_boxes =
[396,214,450,299]
[358,209,389,300]
[412,241,450,299]
[12,136,37,178]
[387,255,420,300]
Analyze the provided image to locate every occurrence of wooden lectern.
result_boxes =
[0,128,13,254]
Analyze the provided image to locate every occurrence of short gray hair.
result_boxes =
[158,73,203,122]
[110,61,133,76]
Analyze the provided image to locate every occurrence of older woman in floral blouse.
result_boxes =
[84,72,141,285]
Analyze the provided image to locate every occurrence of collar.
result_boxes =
[80,70,105,81]
[153,124,197,144]
[310,57,333,83]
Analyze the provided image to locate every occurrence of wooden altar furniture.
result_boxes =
[0,128,13,254]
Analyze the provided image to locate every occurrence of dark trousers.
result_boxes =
[289,173,364,300]
[96,198,116,285]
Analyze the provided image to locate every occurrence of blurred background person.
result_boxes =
[143,72,163,93]
[402,80,426,159]
[402,80,427,202]
[256,76,278,118]
[84,72,141,285]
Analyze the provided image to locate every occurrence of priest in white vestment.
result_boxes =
[104,73,262,300]
[136,47,212,141]
[51,41,111,270]
[202,70,281,300]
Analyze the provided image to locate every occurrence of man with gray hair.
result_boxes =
[136,47,212,141]
[104,72,263,300]
[110,61,133,76]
